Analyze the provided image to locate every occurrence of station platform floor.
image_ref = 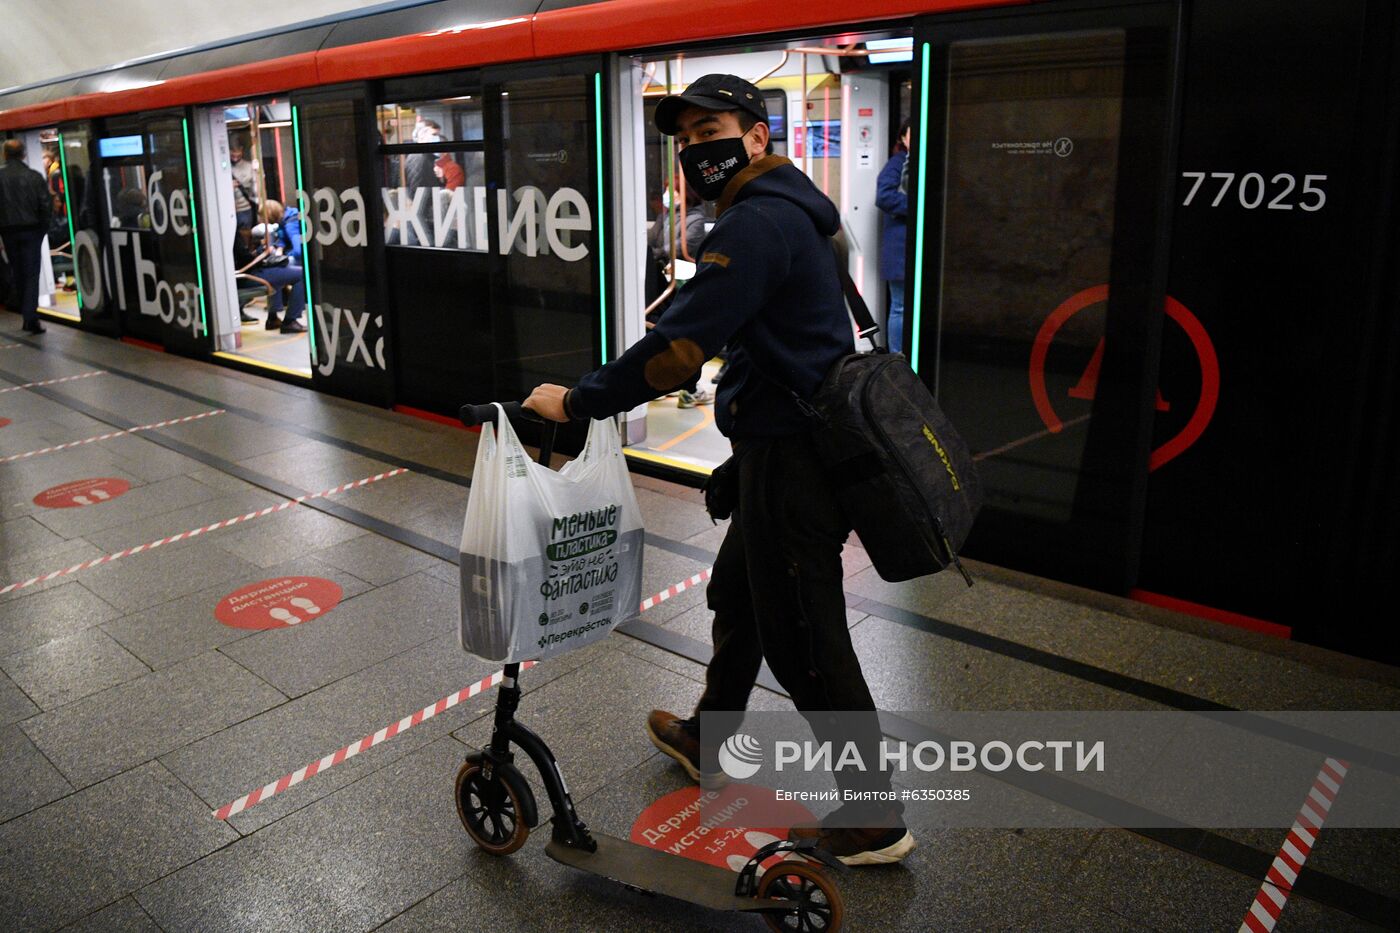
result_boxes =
[1,314,1399,932]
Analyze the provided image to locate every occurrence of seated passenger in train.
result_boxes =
[234,199,306,334]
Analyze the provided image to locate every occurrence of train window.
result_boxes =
[377,97,483,145]
[103,163,150,229]
[378,95,486,252]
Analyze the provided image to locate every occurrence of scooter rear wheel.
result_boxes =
[455,757,530,855]
[757,860,844,932]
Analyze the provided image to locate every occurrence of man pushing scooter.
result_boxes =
[524,73,914,867]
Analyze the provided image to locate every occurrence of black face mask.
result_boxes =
[679,135,750,202]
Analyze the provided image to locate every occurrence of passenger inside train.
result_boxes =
[214,100,312,375]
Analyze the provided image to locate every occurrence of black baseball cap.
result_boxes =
[655,73,769,136]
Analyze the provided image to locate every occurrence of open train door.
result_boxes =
[907,3,1181,592]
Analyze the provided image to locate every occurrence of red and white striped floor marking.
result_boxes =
[0,343,20,350]
[0,468,408,597]
[213,566,721,820]
[0,409,226,464]
[640,566,713,611]
[0,370,106,394]
[1239,757,1350,933]
[213,661,540,820]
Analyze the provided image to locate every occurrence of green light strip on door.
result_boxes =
[181,118,209,336]
[594,71,609,367]
[910,42,932,374]
[56,131,83,311]
[291,104,319,361]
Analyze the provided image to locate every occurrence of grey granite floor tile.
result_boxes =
[308,532,442,586]
[137,738,490,933]
[921,576,1164,672]
[850,615,1004,711]
[1068,829,1260,933]
[94,433,213,482]
[633,486,715,543]
[963,656,1168,711]
[0,540,107,604]
[209,505,368,569]
[400,502,466,550]
[1125,627,1400,712]
[80,488,285,554]
[0,582,123,657]
[21,650,287,788]
[153,413,308,461]
[218,571,455,698]
[1304,828,1400,908]
[234,441,397,494]
[101,558,372,670]
[76,539,264,614]
[30,475,220,540]
[0,761,237,932]
[161,632,551,833]
[0,669,39,725]
[0,515,66,556]
[1,627,150,710]
[0,724,72,823]
[422,555,460,587]
[327,471,463,524]
[58,897,162,932]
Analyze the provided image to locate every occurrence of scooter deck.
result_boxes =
[545,833,796,914]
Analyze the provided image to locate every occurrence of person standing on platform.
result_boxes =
[0,139,53,334]
[522,74,914,866]
[876,122,910,354]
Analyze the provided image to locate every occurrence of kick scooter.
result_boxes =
[454,401,846,932]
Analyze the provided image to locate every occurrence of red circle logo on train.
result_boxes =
[33,477,131,509]
[1029,285,1220,472]
[215,576,344,630]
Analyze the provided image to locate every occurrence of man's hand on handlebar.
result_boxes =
[523,384,571,423]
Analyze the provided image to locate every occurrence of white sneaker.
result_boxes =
[677,389,713,409]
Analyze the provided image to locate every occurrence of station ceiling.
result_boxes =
[0,0,469,93]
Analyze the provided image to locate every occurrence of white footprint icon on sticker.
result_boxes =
[289,596,321,615]
[269,607,302,626]
[91,488,111,501]
[72,495,91,506]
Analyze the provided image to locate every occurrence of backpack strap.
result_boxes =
[829,239,887,353]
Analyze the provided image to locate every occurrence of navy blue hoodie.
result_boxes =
[569,155,852,438]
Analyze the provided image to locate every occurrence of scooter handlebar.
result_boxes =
[458,401,526,428]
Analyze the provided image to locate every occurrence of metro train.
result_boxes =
[2,0,1397,664]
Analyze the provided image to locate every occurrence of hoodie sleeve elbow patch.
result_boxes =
[643,338,705,391]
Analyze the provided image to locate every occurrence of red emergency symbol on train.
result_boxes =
[214,576,343,630]
[33,477,131,508]
[631,784,816,872]
[1029,285,1220,471]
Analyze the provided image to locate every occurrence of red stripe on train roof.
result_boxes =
[0,0,1027,131]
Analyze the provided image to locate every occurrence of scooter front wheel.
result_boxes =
[455,756,531,855]
[757,860,844,932]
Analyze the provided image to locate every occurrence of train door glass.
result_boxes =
[625,34,909,479]
[376,79,491,412]
[294,88,391,404]
[54,122,118,335]
[911,6,1177,588]
[217,98,312,376]
[97,111,210,354]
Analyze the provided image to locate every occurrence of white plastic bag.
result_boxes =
[459,409,644,663]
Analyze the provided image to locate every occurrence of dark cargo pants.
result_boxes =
[695,432,894,811]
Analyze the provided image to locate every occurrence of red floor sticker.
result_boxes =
[33,477,131,509]
[215,576,343,630]
[0,417,10,428]
[632,784,816,872]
